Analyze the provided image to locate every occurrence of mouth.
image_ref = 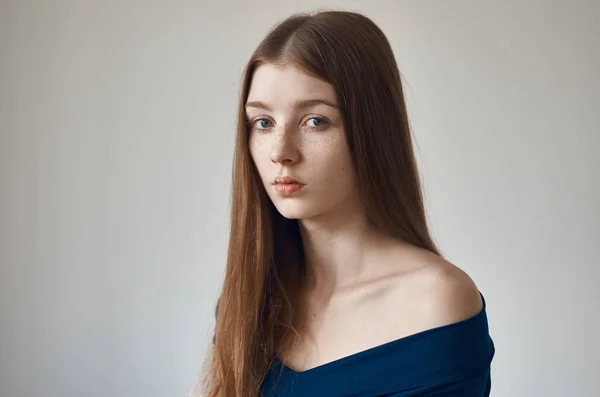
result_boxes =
[273,182,305,196]
[273,175,302,184]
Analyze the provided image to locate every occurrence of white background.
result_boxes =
[1,1,598,396]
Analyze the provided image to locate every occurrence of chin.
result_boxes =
[272,200,318,220]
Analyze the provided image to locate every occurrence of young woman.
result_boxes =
[197,10,495,397]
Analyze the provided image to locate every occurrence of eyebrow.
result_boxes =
[245,98,339,111]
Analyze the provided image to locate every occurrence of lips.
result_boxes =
[272,176,305,196]
[273,183,304,196]
[273,176,302,185]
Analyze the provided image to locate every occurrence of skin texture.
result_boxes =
[246,64,483,373]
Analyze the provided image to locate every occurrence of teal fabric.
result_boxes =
[260,292,495,396]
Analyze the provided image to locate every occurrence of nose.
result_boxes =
[270,125,300,165]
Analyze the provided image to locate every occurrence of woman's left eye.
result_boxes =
[305,117,328,128]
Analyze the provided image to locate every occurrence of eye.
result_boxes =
[305,117,328,129]
[252,118,273,130]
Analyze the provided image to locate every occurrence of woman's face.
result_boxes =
[246,63,357,221]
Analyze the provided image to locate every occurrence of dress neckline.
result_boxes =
[276,290,488,376]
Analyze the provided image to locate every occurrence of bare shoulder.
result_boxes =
[414,258,483,325]
[385,247,484,330]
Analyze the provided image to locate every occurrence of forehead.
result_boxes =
[246,63,336,105]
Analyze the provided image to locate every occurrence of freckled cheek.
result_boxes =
[249,136,269,163]
[303,137,351,184]
[248,140,269,183]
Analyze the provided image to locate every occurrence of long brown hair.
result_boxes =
[197,10,441,397]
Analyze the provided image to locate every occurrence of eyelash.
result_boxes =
[249,116,329,131]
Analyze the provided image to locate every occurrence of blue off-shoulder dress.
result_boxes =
[259,292,495,397]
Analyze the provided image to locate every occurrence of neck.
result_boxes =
[298,199,391,299]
